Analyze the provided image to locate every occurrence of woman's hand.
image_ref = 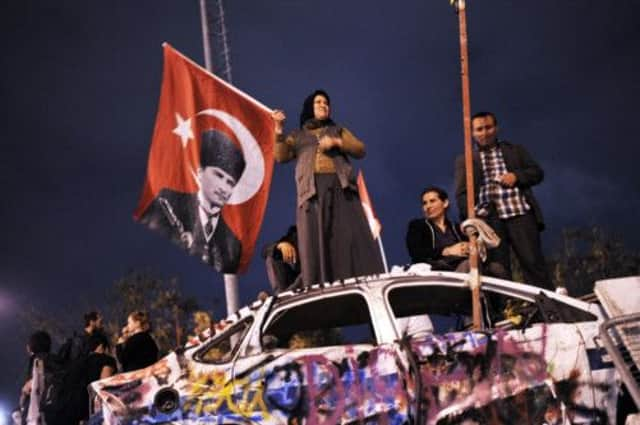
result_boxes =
[318,136,343,152]
[271,110,286,135]
[118,325,130,344]
[442,242,469,257]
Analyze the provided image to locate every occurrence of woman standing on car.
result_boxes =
[272,90,383,287]
[116,310,158,372]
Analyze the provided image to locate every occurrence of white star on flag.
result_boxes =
[172,113,194,148]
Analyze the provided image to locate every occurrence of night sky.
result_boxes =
[1,0,639,411]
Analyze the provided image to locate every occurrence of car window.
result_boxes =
[388,285,473,335]
[262,293,376,350]
[194,317,253,364]
[484,289,597,327]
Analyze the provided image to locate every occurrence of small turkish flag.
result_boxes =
[134,43,274,274]
[357,170,382,240]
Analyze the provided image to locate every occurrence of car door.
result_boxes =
[482,283,614,424]
[226,289,411,425]
[384,278,610,424]
[178,316,258,422]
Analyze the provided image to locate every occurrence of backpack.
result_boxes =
[39,353,90,425]
[37,353,69,423]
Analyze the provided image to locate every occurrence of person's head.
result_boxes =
[84,311,103,332]
[420,186,450,222]
[192,311,212,334]
[28,330,52,355]
[299,89,331,127]
[471,111,498,148]
[198,129,246,209]
[127,310,151,333]
[87,331,110,354]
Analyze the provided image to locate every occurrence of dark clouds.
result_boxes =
[1,0,639,408]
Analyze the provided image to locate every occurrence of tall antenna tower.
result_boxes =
[199,0,233,83]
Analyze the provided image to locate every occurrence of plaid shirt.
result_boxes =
[476,144,530,219]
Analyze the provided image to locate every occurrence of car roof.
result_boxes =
[227,267,597,321]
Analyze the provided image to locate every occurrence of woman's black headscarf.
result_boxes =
[299,89,334,128]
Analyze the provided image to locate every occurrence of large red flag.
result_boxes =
[134,43,274,274]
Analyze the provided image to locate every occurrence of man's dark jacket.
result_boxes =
[454,141,545,230]
[139,188,242,273]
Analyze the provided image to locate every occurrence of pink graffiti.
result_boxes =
[415,327,552,422]
[297,346,407,425]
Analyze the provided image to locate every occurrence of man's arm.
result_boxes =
[508,144,544,188]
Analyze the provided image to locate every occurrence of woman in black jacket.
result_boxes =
[116,310,158,372]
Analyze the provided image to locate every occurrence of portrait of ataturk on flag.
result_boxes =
[134,44,274,274]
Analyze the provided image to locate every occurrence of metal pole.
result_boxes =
[199,0,213,72]
[199,0,240,317]
[377,237,389,273]
[224,274,240,315]
[455,0,482,330]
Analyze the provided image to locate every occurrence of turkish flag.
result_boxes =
[134,43,274,274]
[357,170,382,240]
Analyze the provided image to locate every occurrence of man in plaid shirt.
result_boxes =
[454,112,552,290]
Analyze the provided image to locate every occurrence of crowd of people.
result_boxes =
[14,311,160,425]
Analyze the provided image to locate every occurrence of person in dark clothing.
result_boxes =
[17,330,71,425]
[86,332,116,382]
[76,332,116,423]
[26,330,52,374]
[272,90,384,286]
[57,311,105,368]
[116,311,159,372]
[18,331,52,420]
[406,186,507,278]
[454,111,552,289]
[261,225,302,293]
[406,186,469,271]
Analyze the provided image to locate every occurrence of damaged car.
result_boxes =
[89,269,639,424]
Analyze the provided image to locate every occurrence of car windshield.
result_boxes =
[195,317,254,363]
[262,292,376,349]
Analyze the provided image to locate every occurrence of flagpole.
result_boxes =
[199,0,240,316]
[198,0,213,72]
[454,0,482,330]
[356,170,388,274]
[377,237,389,273]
